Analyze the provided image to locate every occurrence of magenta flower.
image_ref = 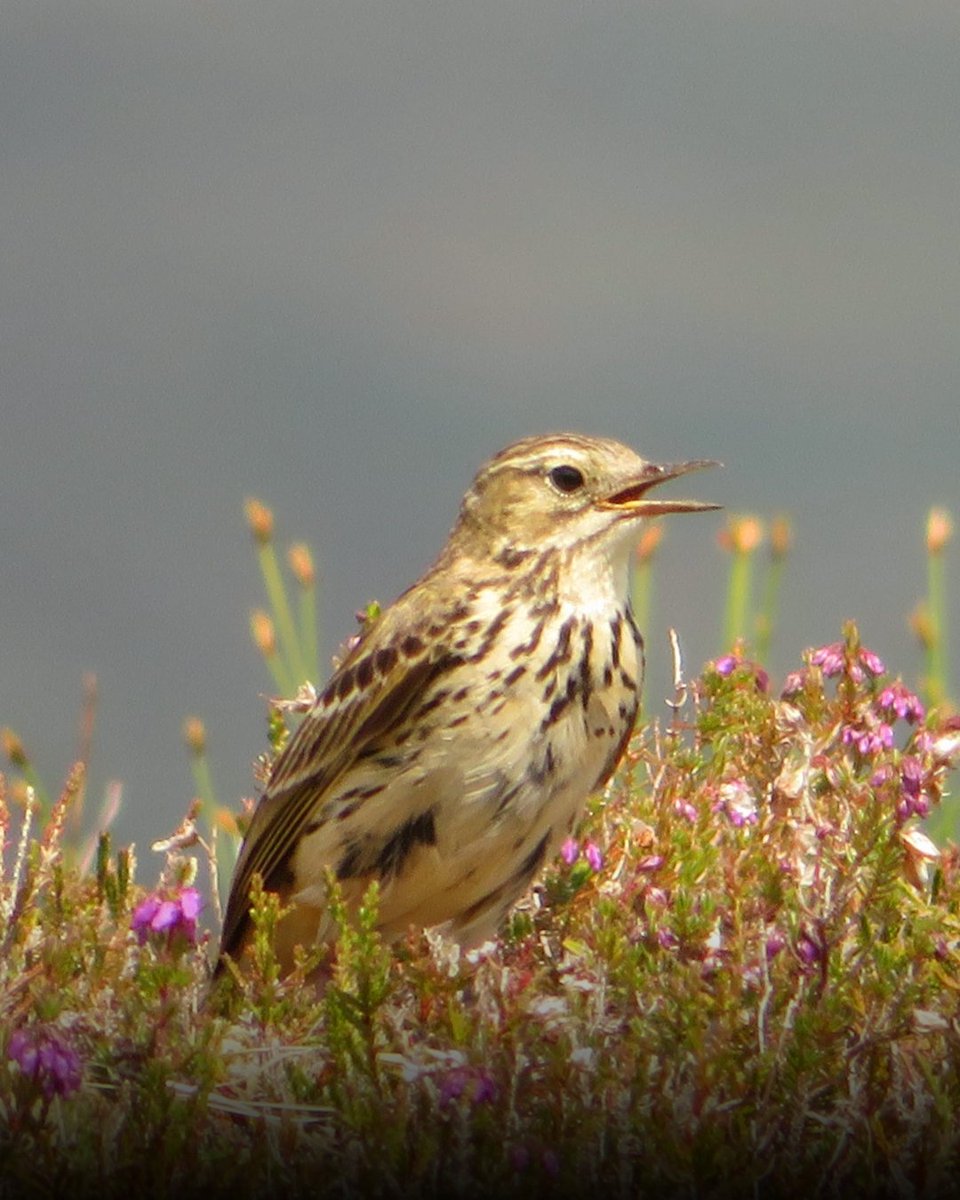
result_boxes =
[713,654,769,692]
[674,799,697,823]
[584,841,603,872]
[878,683,925,724]
[796,933,824,967]
[780,670,807,698]
[841,722,894,756]
[438,1066,497,1106]
[560,837,579,866]
[896,756,930,821]
[859,648,886,677]
[765,930,786,961]
[811,641,885,681]
[810,642,845,678]
[8,1026,82,1099]
[131,886,202,945]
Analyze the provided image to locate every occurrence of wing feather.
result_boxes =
[219,633,459,960]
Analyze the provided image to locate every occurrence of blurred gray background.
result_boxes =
[2,1,958,853]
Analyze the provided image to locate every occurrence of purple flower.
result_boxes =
[810,641,885,680]
[841,722,894,756]
[8,1026,82,1099]
[896,756,930,821]
[584,841,603,872]
[674,800,697,823]
[439,1066,497,1107]
[560,837,579,866]
[796,933,823,967]
[859,648,886,677]
[714,654,768,692]
[765,930,786,961]
[131,886,202,945]
[780,670,807,698]
[811,642,845,678]
[877,683,925,724]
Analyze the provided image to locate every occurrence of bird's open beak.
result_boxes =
[601,459,722,516]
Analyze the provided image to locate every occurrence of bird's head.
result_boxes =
[455,432,720,559]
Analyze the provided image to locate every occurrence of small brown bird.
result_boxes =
[219,433,718,974]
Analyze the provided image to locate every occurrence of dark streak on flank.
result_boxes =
[336,840,366,880]
[527,743,555,786]
[375,808,438,879]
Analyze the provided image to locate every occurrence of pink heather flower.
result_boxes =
[811,641,885,681]
[878,683,925,724]
[714,654,768,692]
[657,928,679,950]
[636,854,664,872]
[674,800,697,823]
[584,841,603,872]
[765,930,786,961]
[811,642,845,678]
[896,756,930,821]
[780,670,807,698]
[131,887,202,945]
[841,722,894,756]
[438,1066,497,1107]
[8,1027,82,1099]
[796,934,823,966]
[560,837,579,866]
[859,648,886,677]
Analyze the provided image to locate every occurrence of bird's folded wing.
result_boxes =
[219,644,457,959]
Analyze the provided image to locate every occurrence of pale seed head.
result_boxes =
[244,497,274,544]
[927,507,953,556]
[288,542,316,587]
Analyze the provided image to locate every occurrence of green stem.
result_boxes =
[723,552,753,653]
[299,581,319,685]
[257,542,303,690]
[190,752,218,826]
[754,557,784,664]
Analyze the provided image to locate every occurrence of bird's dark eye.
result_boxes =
[548,464,585,493]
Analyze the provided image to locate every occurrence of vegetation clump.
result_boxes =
[2,623,959,1199]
